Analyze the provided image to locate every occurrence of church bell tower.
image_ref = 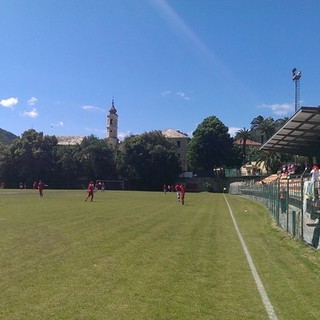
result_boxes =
[106,99,119,147]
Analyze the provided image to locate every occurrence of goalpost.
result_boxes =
[96,179,125,190]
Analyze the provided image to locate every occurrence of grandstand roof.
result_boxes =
[261,106,320,156]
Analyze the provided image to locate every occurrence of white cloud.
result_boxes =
[161,90,191,100]
[0,97,18,108]
[228,127,241,137]
[50,121,64,127]
[28,97,38,106]
[82,105,94,110]
[22,108,39,118]
[118,131,132,141]
[161,90,171,97]
[258,103,294,116]
[82,105,105,113]
[177,92,190,100]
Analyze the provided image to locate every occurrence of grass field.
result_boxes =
[0,189,320,319]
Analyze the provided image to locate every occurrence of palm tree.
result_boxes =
[260,117,276,143]
[251,115,276,144]
[257,150,291,174]
[250,115,265,130]
[275,117,289,131]
[236,127,252,164]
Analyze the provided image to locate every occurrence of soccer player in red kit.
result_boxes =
[85,181,94,202]
[38,180,44,197]
[175,184,181,201]
[180,184,185,205]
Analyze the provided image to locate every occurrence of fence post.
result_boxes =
[286,178,290,232]
[286,177,290,216]
[300,173,306,241]
[276,178,280,225]
[292,210,296,237]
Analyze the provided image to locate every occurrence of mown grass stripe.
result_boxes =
[224,194,278,320]
[1,190,320,319]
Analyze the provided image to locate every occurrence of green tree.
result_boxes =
[249,115,295,172]
[0,143,10,185]
[55,145,82,188]
[120,131,180,190]
[257,151,292,174]
[0,129,58,187]
[187,116,238,174]
[74,135,117,182]
[0,131,118,188]
[250,115,277,144]
[236,127,252,164]
[275,117,289,130]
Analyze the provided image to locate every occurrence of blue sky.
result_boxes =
[1,0,320,139]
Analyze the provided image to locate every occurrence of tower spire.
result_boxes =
[106,99,119,146]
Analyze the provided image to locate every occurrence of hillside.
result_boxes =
[0,128,18,144]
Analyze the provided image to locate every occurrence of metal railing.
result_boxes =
[229,174,320,249]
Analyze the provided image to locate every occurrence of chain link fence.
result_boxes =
[229,175,320,249]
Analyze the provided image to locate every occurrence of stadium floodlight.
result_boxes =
[292,67,302,112]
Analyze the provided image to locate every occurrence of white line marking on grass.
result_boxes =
[223,194,278,320]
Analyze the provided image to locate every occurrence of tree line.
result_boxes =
[0,114,297,189]
[0,129,181,190]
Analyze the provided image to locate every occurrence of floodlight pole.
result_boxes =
[292,68,301,112]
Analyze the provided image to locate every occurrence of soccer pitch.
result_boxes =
[0,189,320,319]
